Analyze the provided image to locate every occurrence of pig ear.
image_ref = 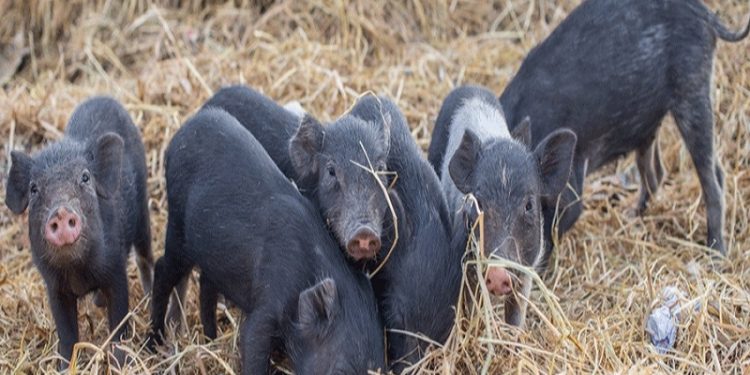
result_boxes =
[511,116,532,147]
[379,110,392,157]
[298,278,338,334]
[89,132,124,198]
[290,115,324,179]
[5,151,34,214]
[449,129,481,194]
[534,129,577,199]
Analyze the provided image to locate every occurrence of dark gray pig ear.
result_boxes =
[89,132,124,199]
[449,129,481,194]
[534,128,577,199]
[379,110,392,157]
[5,151,34,214]
[511,116,532,146]
[298,278,338,334]
[290,115,324,179]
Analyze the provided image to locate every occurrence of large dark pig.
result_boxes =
[4,97,153,367]
[203,85,390,261]
[428,85,576,327]
[148,108,385,374]
[498,0,750,256]
[350,95,463,373]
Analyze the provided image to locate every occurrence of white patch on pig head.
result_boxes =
[442,97,512,183]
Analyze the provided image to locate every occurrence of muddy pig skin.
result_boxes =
[149,108,385,374]
[497,0,750,257]
[203,85,391,262]
[428,85,576,327]
[349,95,463,373]
[4,97,153,368]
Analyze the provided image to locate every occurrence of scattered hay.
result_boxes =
[1,0,748,373]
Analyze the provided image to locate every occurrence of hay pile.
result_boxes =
[1,0,748,373]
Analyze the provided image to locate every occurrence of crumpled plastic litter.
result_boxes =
[646,286,700,354]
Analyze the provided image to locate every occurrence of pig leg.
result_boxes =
[654,138,665,186]
[102,268,130,367]
[504,273,532,327]
[134,234,154,295]
[48,288,78,368]
[199,272,219,340]
[672,96,725,254]
[635,134,662,215]
[149,224,194,348]
[239,313,274,375]
[540,161,585,268]
[166,275,190,329]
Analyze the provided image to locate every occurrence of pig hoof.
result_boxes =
[144,332,164,353]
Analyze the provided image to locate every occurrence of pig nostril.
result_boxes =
[68,218,76,228]
[50,222,58,232]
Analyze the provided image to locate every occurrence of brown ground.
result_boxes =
[0,0,748,373]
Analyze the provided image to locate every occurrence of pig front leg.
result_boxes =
[48,288,79,369]
[240,312,274,375]
[103,268,130,367]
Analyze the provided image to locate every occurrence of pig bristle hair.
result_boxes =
[1,0,749,373]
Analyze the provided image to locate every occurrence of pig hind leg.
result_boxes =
[199,272,220,340]
[671,94,725,254]
[635,132,665,215]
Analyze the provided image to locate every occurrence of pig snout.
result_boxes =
[45,206,82,247]
[346,227,381,260]
[486,267,513,296]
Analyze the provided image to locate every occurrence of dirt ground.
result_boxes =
[0,0,748,373]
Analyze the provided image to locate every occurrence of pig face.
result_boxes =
[290,278,385,374]
[290,115,390,261]
[449,122,576,294]
[5,134,124,265]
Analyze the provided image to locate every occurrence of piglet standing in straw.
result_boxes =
[5,97,153,369]
[428,85,576,327]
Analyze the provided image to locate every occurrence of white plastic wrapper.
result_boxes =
[646,286,699,354]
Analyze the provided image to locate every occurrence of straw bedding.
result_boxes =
[0,0,748,373]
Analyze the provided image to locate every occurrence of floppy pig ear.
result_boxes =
[290,115,324,179]
[89,132,124,198]
[449,129,481,194]
[5,151,34,214]
[534,129,577,199]
[298,278,339,335]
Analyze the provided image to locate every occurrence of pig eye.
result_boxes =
[81,170,91,184]
[29,183,38,195]
[525,198,534,213]
[327,165,336,178]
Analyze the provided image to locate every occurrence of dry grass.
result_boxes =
[1,0,749,373]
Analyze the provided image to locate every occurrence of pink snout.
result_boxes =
[486,266,513,296]
[45,207,81,247]
[346,228,381,261]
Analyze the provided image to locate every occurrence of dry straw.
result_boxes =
[0,0,748,373]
